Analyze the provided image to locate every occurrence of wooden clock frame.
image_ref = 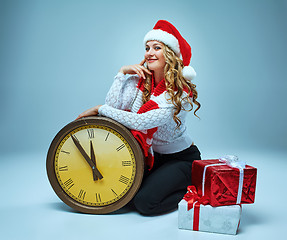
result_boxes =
[46,116,144,214]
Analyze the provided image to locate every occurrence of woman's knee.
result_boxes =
[132,191,157,216]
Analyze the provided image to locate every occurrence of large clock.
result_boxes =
[46,116,144,214]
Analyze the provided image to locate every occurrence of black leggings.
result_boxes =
[132,145,201,216]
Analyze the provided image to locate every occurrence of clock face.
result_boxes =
[47,117,144,214]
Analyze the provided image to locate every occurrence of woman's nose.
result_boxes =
[147,48,155,55]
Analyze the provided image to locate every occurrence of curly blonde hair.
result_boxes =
[142,44,200,127]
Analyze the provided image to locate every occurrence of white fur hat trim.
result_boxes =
[144,29,180,56]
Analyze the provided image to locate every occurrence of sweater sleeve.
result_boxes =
[105,72,139,110]
[98,104,174,131]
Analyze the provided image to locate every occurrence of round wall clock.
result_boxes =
[46,116,144,214]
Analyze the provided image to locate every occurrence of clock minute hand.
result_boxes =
[90,140,99,180]
[71,135,103,180]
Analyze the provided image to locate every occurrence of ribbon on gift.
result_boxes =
[183,185,209,231]
[184,185,209,210]
[201,155,246,204]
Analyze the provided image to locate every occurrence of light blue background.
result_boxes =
[1,1,287,240]
[1,0,287,156]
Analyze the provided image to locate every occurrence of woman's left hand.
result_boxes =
[76,105,102,120]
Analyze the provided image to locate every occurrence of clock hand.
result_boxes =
[90,140,98,180]
[71,135,103,180]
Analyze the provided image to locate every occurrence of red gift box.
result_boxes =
[192,159,257,207]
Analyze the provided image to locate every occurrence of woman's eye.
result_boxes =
[155,46,161,50]
[145,47,150,51]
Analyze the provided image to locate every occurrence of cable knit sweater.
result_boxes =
[98,72,193,155]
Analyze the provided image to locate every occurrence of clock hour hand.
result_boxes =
[71,135,103,180]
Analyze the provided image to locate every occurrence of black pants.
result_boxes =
[132,145,201,216]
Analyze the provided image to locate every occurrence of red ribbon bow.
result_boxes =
[183,186,209,210]
[183,185,210,231]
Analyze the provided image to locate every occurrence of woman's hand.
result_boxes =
[76,105,102,120]
[119,59,152,79]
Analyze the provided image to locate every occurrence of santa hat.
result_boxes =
[143,20,196,81]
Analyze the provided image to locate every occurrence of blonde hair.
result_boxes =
[142,44,200,128]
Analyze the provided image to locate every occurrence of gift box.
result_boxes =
[192,156,257,207]
[178,198,242,235]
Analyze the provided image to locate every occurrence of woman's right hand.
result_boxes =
[119,59,152,79]
[76,105,102,120]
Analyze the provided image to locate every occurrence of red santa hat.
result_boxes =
[144,20,196,81]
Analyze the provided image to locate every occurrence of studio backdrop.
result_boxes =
[0,0,286,157]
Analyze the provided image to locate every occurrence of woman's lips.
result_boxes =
[148,59,157,63]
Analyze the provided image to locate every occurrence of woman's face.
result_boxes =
[145,40,166,72]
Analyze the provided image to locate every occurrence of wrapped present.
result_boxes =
[192,155,257,207]
[178,186,241,235]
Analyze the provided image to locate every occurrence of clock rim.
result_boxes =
[47,116,144,214]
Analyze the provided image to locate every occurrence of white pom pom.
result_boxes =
[182,66,196,81]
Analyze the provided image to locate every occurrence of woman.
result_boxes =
[77,20,201,215]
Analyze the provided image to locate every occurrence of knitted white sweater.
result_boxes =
[98,72,193,154]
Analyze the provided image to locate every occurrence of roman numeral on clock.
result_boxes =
[119,175,129,185]
[61,150,70,154]
[111,188,118,197]
[64,178,74,189]
[72,134,79,142]
[105,132,110,141]
[95,193,101,202]
[59,165,68,171]
[78,189,86,200]
[87,129,94,139]
[116,144,125,152]
[122,160,132,166]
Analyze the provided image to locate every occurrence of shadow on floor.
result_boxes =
[46,201,137,215]
[238,205,267,234]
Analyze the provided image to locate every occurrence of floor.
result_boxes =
[0,147,286,240]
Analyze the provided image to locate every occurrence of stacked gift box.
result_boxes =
[178,155,257,235]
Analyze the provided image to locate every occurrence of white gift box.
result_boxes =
[178,199,242,235]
